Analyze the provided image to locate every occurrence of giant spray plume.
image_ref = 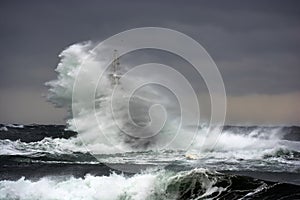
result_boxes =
[45,34,298,166]
[46,28,228,155]
[46,42,196,154]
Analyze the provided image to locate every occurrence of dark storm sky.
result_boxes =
[0,0,299,124]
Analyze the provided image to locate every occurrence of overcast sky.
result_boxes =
[0,0,299,125]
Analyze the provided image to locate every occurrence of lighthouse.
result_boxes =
[109,50,121,86]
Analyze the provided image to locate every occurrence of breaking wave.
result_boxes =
[1,168,298,200]
[45,43,300,158]
[46,42,184,153]
[1,123,300,172]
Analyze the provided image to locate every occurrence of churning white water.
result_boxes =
[43,42,300,168]
[0,169,231,200]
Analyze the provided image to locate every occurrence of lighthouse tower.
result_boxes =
[109,50,121,86]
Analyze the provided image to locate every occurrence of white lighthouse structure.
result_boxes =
[109,50,121,86]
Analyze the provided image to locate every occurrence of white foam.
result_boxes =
[0,173,160,200]
[0,169,228,200]
[0,126,297,164]
[6,124,24,129]
[0,127,8,131]
[0,137,87,155]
